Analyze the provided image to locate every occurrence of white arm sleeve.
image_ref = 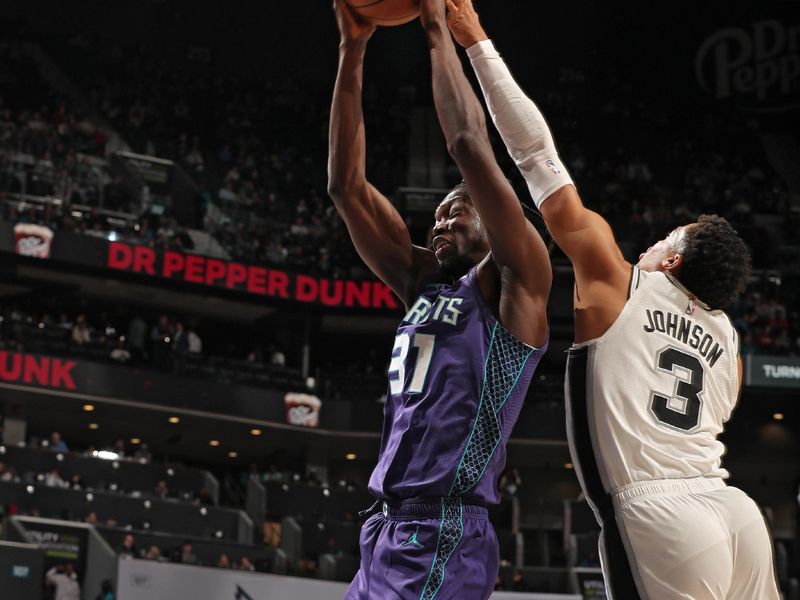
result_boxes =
[467,40,573,209]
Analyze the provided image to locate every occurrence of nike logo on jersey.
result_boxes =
[643,309,724,367]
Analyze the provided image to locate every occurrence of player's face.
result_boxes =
[637,225,691,272]
[431,192,488,269]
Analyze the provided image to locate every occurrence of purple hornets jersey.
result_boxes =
[368,267,547,505]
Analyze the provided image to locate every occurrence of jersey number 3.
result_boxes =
[650,348,704,432]
[388,333,435,396]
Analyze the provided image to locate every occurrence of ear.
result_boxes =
[662,253,683,273]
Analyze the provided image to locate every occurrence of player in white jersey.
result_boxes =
[443,0,782,598]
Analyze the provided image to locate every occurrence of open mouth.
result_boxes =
[433,237,452,254]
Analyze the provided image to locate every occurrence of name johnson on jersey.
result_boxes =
[642,308,724,368]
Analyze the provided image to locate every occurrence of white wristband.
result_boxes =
[467,40,573,209]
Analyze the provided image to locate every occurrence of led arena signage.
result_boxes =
[105,242,399,310]
[746,354,800,389]
[0,221,399,311]
[0,352,76,390]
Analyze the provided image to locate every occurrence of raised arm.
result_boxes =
[327,0,436,306]
[420,0,551,346]
[446,0,630,296]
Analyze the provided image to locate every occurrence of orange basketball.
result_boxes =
[345,0,420,26]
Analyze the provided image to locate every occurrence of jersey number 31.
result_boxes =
[388,333,435,396]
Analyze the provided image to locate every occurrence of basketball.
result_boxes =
[345,0,420,26]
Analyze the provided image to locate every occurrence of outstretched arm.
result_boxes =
[327,0,436,306]
[446,0,630,298]
[420,0,551,347]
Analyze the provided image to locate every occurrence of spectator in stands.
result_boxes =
[119,534,138,558]
[178,542,198,565]
[172,321,189,374]
[217,554,231,568]
[109,338,132,363]
[154,480,169,499]
[84,512,98,525]
[71,315,91,346]
[0,462,16,482]
[187,326,202,354]
[144,545,162,561]
[268,345,286,367]
[46,564,81,600]
[511,570,529,592]
[102,175,129,212]
[69,474,84,489]
[132,443,152,464]
[196,487,213,505]
[296,558,317,578]
[44,468,68,488]
[112,438,126,457]
[238,556,255,571]
[127,315,148,361]
[57,314,74,331]
[499,467,522,499]
[262,464,284,483]
[326,537,343,557]
[49,431,69,453]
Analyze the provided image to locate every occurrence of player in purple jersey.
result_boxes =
[327,0,552,597]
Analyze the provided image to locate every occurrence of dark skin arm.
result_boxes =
[327,0,437,308]
[420,0,551,347]
[446,0,629,342]
[540,186,631,342]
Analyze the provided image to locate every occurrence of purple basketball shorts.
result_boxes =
[344,497,499,600]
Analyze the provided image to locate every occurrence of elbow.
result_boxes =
[326,177,344,202]
[327,173,361,207]
[326,167,350,202]
[446,131,486,163]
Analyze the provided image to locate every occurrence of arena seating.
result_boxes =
[0,444,212,503]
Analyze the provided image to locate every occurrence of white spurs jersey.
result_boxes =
[565,267,740,498]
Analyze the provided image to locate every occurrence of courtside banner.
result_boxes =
[117,559,580,600]
[746,354,800,389]
[0,221,399,311]
[18,519,88,583]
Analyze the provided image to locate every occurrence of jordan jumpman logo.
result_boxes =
[400,526,424,548]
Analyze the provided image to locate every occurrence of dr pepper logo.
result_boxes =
[695,19,800,111]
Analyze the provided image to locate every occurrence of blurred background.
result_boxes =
[0,0,797,598]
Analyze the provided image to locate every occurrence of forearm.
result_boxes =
[327,40,369,199]
[466,40,573,208]
[424,19,488,157]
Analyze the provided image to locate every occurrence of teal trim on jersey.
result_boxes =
[494,345,534,414]
[419,500,445,600]
[448,323,498,496]
[418,498,464,600]
[470,343,534,494]
[449,324,533,496]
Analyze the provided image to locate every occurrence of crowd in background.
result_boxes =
[2,35,794,282]
[0,303,299,383]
